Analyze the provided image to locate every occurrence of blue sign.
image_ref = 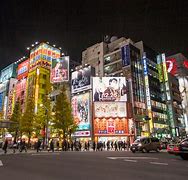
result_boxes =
[142,53,148,75]
[121,45,130,67]
[0,92,4,111]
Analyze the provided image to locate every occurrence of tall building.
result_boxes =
[81,37,184,140]
[16,59,29,113]
[27,42,61,112]
[167,53,188,135]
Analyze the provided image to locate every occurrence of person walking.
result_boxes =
[107,141,110,151]
[2,139,8,154]
[127,137,130,151]
[36,140,41,153]
[49,139,54,152]
[92,141,96,151]
[12,140,17,153]
[56,140,59,151]
[114,141,118,151]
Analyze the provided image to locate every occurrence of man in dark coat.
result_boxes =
[3,139,8,154]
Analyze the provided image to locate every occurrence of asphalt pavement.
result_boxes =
[0,150,188,180]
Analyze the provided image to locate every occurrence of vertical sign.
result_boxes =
[121,45,130,67]
[142,52,153,132]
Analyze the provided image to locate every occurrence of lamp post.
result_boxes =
[40,104,49,148]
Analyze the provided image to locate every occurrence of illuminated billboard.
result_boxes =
[71,92,90,131]
[29,43,61,71]
[94,118,128,135]
[93,77,127,102]
[16,78,27,100]
[121,45,130,67]
[184,60,188,69]
[94,102,127,118]
[6,78,17,119]
[166,58,177,76]
[0,92,4,111]
[17,59,29,80]
[71,66,93,93]
[0,63,17,83]
[50,56,69,83]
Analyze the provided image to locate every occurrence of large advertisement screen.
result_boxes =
[17,59,29,80]
[71,93,90,131]
[93,77,127,102]
[50,56,69,83]
[94,118,128,135]
[71,66,92,93]
[94,102,127,118]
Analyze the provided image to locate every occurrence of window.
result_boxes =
[42,84,46,89]
[43,74,47,79]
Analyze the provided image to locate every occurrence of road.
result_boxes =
[0,150,188,180]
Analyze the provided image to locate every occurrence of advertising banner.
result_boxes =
[29,43,61,71]
[0,92,4,111]
[17,59,29,80]
[16,78,27,100]
[94,117,128,135]
[71,66,92,93]
[7,78,17,119]
[166,58,177,76]
[0,64,13,82]
[71,93,90,131]
[50,56,69,83]
[121,45,130,67]
[94,102,127,118]
[93,77,127,102]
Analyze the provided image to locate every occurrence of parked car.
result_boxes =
[167,144,176,154]
[130,137,161,153]
[169,138,188,160]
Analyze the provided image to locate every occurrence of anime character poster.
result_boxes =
[71,93,90,131]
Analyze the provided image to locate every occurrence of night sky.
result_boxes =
[0,0,188,70]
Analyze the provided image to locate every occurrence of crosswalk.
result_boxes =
[107,156,169,166]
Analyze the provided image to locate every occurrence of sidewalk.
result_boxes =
[0,149,38,155]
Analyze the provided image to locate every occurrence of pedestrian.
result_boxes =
[114,141,118,151]
[107,141,110,151]
[49,139,54,152]
[92,141,96,151]
[127,137,130,151]
[36,140,41,153]
[111,141,114,150]
[56,140,59,151]
[78,141,82,151]
[103,142,106,150]
[70,141,74,151]
[87,141,90,151]
[12,140,17,153]
[84,142,88,151]
[2,139,8,154]
[22,139,27,152]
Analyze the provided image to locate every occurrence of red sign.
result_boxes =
[94,117,128,136]
[17,59,29,80]
[166,58,177,76]
[184,60,188,69]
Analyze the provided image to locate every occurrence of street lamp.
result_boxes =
[40,104,49,148]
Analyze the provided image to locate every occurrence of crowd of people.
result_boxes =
[1,138,131,154]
